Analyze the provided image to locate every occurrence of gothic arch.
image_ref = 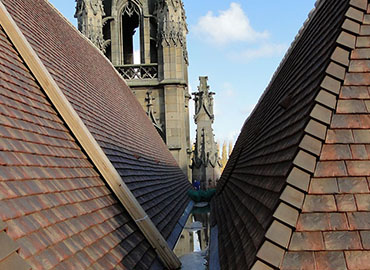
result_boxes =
[114,0,144,64]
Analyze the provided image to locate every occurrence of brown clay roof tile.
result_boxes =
[213,0,370,269]
[0,21,163,270]
[1,0,191,245]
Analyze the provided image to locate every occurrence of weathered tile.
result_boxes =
[310,104,332,125]
[347,212,370,230]
[326,62,347,80]
[324,231,362,250]
[297,213,330,231]
[314,251,347,270]
[293,151,317,173]
[302,195,337,212]
[331,47,350,66]
[281,252,315,270]
[336,32,356,49]
[281,185,305,209]
[335,194,357,211]
[286,167,311,192]
[360,25,370,35]
[321,76,342,95]
[0,231,19,261]
[355,194,370,210]
[351,49,370,60]
[289,232,324,251]
[328,213,350,230]
[340,86,370,99]
[265,220,292,249]
[349,60,370,73]
[345,73,370,86]
[309,178,339,194]
[315,161,348,177]
[350,144,369,159]
[365,14,370,24]
[353,130,370,143]
[320,144,352,160]
[345,251,370,270]
[305,120,328,141]
[273,203,300,227]
[337,100,368,114]
[356,36,370,48]
[0,252,31,270]
[331,115,370,129]
[299,135,323,156]
[346,161,370,176]
[349,0,368,11]
[346,7,364,23]
[342,19,361,34]
[360,231,370,249]
[338,177,369,193]
[256,241,285,268]
[326,129,354,144]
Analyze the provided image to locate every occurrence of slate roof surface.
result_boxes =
[1,0,191,241]
[0,24,162,269]
[212,0,370,269]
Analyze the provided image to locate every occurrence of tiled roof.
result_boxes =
[283,2,370,269]
[0,24,161,269]
[212,0,370,269]
[1,0,191,242]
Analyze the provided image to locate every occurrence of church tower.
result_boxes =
[192,77,221,189]
[75,0,191,178]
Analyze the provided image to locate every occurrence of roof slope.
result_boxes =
[0,24,161,269]
[1,0,191,240]
[282,4,370,269]
[212,0,370,269]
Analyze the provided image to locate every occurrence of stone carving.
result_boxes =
[145,91,165,138]
[122,1,140,17]
[156,0,188,54]
[193,77,215,121]
[90,0,105,16]
[75,0,105,51]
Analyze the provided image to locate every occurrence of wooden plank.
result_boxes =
[0,2,181,269]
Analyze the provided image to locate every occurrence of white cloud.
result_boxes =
[193,3,269,45]
[231,43,288,62]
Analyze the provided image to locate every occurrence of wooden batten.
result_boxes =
[0,2,181,269]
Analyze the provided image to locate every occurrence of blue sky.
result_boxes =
[49,0,316,145]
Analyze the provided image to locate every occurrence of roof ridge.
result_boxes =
[251,1,366,268]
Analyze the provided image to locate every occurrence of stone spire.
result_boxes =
[74,0,106,51]
[192,77,221,189]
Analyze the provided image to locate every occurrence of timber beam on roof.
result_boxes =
[0,2,181,269]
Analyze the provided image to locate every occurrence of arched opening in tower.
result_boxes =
[121,3,141,64]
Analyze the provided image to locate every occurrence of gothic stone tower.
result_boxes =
[75,0,191,177]
[192,77,221,189]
